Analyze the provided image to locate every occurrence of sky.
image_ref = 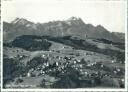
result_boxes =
[2,0,126,33]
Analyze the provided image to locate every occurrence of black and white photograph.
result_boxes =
[1,0,127,91]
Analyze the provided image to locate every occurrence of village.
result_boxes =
[4,45,124,88]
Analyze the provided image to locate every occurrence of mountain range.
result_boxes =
[3,17,125,43]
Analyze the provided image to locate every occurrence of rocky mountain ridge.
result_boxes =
[3,17,125,43]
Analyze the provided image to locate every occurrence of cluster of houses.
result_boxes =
[25,54,85,77]
[8,49,124,88]
[7,50,123,83]
[25,53,120,80]
[9,54,28,61]
[12,50,122,88]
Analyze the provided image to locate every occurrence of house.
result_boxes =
[9,56,14,59]
[27,72,31,77]
[73,60,77,64]
[121,78,124,82]
[111,60,116,63]
[79,64,83,68]
[56,62,59,66]
[114,71,117,74]
[101,65,104,68]
[46,62,49,67]
[77,60,81,63]
[42,54,46,57]
[117,68,120,72]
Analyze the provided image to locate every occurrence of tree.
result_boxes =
[40,79,46,88]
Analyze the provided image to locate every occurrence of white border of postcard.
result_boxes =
[1,0,128,91]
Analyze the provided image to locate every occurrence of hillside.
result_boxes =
[3,35,125,88]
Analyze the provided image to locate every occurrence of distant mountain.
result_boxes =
[112,32,125,42]
[3,17,124,43]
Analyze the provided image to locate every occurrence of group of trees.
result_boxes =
[12,36,51,51]
[3,58,26,87]
[26,56,48,70]
[4,35,52,51]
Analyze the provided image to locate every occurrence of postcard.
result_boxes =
[1,0,127,91]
